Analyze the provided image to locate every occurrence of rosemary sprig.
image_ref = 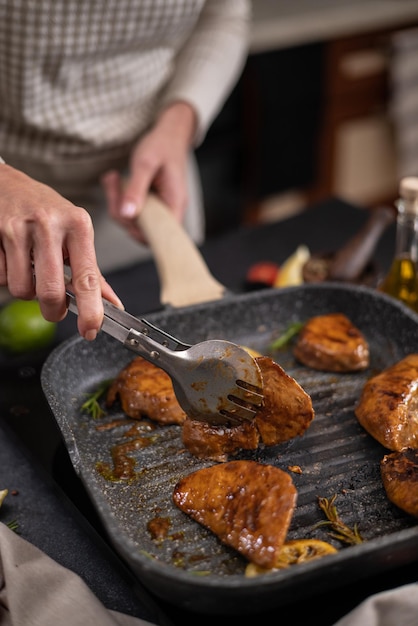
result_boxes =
[269,321,305,351]
[315,494,364,546]
[81,379,112,419]
[6,520,18,532]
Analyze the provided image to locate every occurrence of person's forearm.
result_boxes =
[153,100,197,152]
[158,0,251,145]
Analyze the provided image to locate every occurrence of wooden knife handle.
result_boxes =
[136,194,225,307]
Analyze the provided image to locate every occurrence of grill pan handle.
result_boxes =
[137,194,226,307]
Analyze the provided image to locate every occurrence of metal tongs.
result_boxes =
[65,278,264,427]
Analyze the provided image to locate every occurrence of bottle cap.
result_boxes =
[400,177,418,201]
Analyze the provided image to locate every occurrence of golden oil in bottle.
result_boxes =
[379,177,418,312]
[379,255,418,311]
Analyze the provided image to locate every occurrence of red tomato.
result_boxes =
[246,261,279,286]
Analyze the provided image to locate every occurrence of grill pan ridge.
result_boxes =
[41,283,418,614]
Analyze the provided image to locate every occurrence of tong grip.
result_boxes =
[64,263,192,355]
[64,267,191,353]
[137,318,191,351]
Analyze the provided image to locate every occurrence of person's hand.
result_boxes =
[101,100,197,242]
[0,164,123,340]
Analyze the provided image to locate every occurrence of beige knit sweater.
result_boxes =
[0,0,250,270]
[0,0,250,193]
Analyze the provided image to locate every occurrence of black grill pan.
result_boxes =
[41,282,418,614]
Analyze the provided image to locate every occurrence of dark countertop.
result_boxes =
[1,197,416,626]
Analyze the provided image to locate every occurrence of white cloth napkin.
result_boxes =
[0,523,157,626]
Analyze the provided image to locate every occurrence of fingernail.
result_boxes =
[120,201,137,217]
[84,329,98,341]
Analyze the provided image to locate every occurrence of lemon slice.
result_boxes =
[245,539,337,577]
[241,345,263,358]
[0,489,8,507]
[275,245,310,287]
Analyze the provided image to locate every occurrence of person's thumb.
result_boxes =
[119,170,152,219]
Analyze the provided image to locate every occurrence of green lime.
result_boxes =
[0,299,57,354]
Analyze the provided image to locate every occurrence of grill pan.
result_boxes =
[42,283,418,614]
[41,199,418,614]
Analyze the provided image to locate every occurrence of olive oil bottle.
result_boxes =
[379,177,418,312]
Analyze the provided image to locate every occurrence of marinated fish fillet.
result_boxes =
[181,355,314,460]
[173,460,297,569]
[106,353,314,460]
[181,418,259,462]
[106,356,187,425]
[254,355,314,446]
[381,448,418,517]
[355,354,418,450]
[293,312,369,372]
